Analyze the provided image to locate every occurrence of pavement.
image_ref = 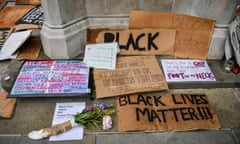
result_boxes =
[0,50,240,144]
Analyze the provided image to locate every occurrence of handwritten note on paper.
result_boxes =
[84,42,119,70]
[49,102,85,141]
[161,59,216,82]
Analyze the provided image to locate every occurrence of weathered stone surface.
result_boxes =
[42,0,86,26]
[41,0,238,58]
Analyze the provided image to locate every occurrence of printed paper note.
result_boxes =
[161,59,216,82]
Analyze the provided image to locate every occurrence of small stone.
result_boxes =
[3,76,11,81]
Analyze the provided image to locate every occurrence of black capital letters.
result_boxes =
[148,32,159,50]
[135,33,145,51]
[153,96,166,106]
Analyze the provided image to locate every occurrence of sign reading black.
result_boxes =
[16,5,43,25]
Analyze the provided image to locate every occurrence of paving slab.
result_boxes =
[232,128,240,144]
[0,134,95,144]
[96,130,238,144]
[1,53,240,144]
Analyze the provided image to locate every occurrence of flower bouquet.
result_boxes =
[28,103,115,140]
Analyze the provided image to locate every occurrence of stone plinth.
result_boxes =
[41,0,238,59]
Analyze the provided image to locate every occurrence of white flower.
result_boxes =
[102,115,112,130]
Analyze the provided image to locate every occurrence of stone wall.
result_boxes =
[86,0,237,25]
[40,0,239,59]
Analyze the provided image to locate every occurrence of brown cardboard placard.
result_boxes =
[17,38,42,60]
[129,10,215,60]
[0,0,6,11]
[87,28,109,44]
[16,0,41,5]
[0,6,40,29]
[94,56,168,98]
[117,93,221,132]
[0,91,16,118]
[96,28,176,56]
[16,5,43,25]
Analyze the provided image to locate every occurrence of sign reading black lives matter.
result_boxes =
[117,93,220,132]
[16,5,43,25]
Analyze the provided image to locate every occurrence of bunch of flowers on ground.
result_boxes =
[74,103,115,130]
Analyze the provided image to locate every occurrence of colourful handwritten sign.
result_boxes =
[161,59,216,82]
[10,60,90,97]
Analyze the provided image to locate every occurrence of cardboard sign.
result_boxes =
[87,28,109,44]
[16,0,41,5]
[17,38,42,60]
[0,0,6,11]
[9,60,91,97]
[94,56,168,98]
[129,10,215,59]
[0,6,40,29]
[0,91,16,118]
[161,59,216,82]
[117,93,220,132]
[96,29,176,56]
[16,5,43,25]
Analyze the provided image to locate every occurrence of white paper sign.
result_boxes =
[0,30,32,60]
[161,59,216,82]
[83,42,119,70]
[49,102,86,141]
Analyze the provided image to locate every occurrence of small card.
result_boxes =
[84,42,119,70]
[49,102,86,141]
